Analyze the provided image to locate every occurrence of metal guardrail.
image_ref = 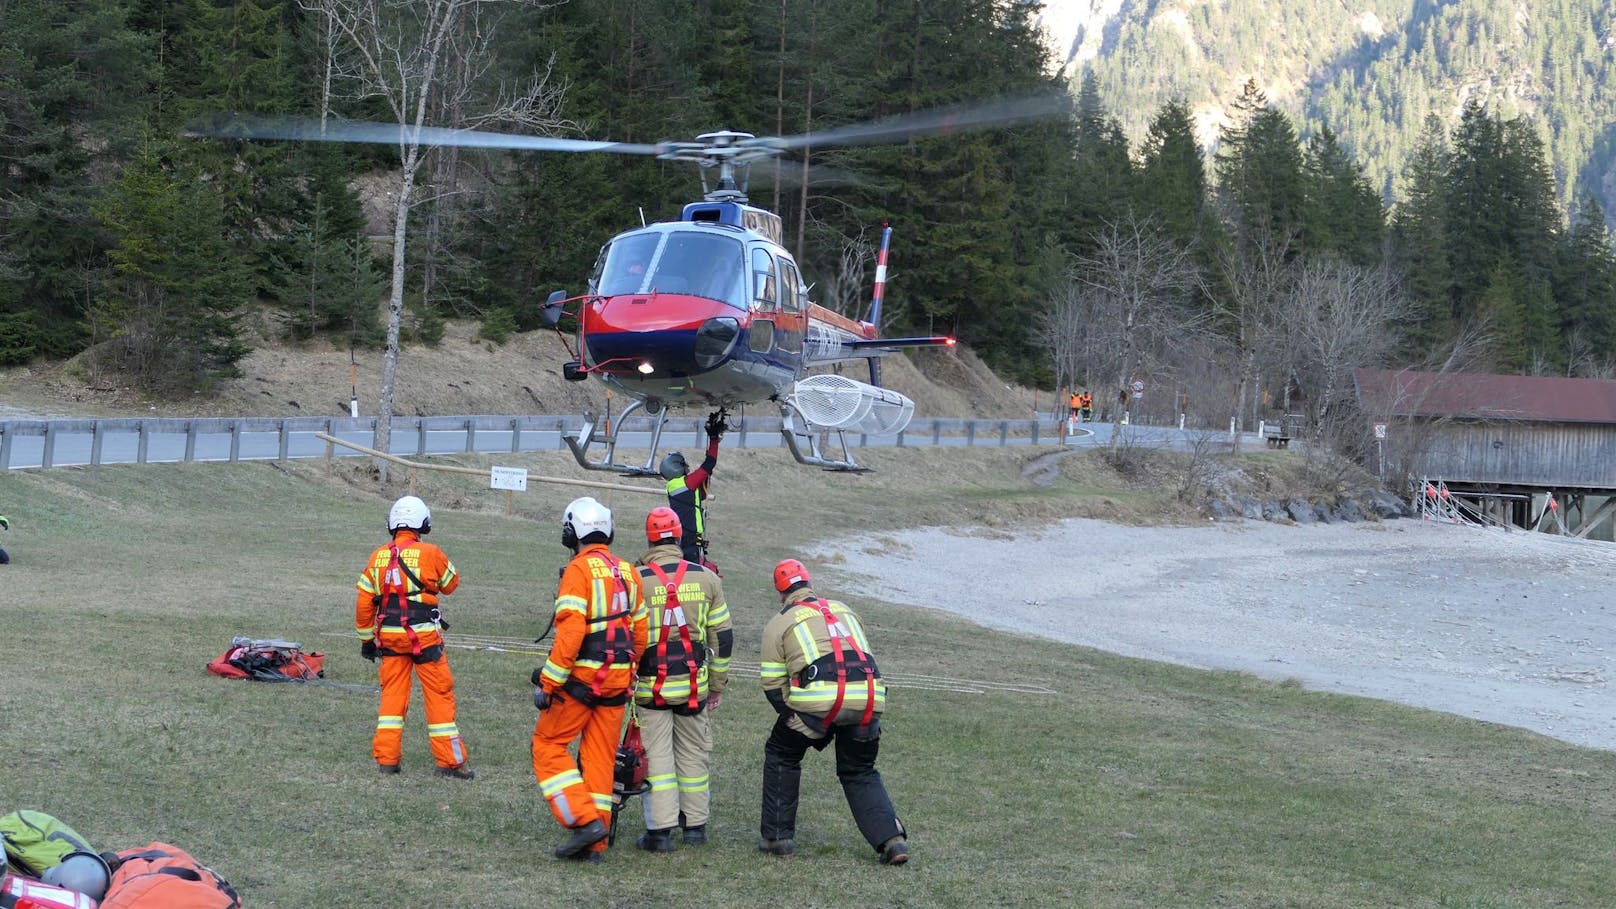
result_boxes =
[0,414,1056,470]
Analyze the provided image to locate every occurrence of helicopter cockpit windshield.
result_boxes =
[596,231,746,309]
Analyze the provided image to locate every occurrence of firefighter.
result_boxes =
[1078,390,1093,422]
[659,411,726,565]
[531,496,649,864]
[632,506,734,852]
[758,559,908,865]
[354,495,472,778]
[1068,390,1082,420]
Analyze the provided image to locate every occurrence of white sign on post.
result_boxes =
[1373,422,1388,440]
[489,466,529,491]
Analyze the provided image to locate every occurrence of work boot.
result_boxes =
[377,763,400,775]
[434,764,475,780]
[564,849,603,865]
[681,825,708,846]
[636,828,675,853]
[879,836,909,866]
[554,820,608,859]
[758,837,795,856]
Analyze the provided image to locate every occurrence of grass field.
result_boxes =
[1,446,1612,908]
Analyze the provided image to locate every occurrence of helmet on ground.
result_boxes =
[42,853,112,900]
[564,496,613,546]
[646,506,681,543]
[659,451,689,480]
[388,495,431,534]
[773,558,810,594]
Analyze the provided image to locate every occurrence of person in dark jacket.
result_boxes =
[659,412,726,565]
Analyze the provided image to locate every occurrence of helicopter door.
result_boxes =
[748,247,778,352]
[775,260,803,353]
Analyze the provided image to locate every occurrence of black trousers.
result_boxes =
[759,714,903,852]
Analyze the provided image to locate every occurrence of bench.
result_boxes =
[1262,423,1291,449]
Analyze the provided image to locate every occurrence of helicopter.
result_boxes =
[189,92,1070,472]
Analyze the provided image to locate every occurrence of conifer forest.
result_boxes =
[3,0,1614,442]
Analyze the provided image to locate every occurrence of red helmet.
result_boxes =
[646,506,681,543]
[773,558,810,594]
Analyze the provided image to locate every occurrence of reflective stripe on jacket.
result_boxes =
[355,530,459,641]
[632,542,733,707]
[760,587,885,722]
[540,544,648,696]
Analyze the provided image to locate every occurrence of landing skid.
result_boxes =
[780,401,869,472]
[564,398,669,477]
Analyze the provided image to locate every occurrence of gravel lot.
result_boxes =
[812,517,1616,751]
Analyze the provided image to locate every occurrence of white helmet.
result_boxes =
[563,496,613,546]
[388,495,431,533]
[42,853,112,900]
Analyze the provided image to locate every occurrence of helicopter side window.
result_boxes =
[648,232,746,308]
[751,248,777,312]
[779,261,803,314]
[598,233,661,296]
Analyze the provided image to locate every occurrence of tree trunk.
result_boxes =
[375,156,419,479]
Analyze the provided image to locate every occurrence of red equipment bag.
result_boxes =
[99,843,238,909]
[206,637,324,682]
[0,872,97,909]
[614,713,649,800]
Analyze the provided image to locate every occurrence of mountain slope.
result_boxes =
[1037,0,1616,215]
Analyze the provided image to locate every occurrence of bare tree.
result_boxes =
[304,0,570,469]
[822,226,875,319]
[1211,225,1296,446]
[1278,259,1409,436]
[1068,214,1209,449]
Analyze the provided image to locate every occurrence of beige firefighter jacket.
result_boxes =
[632,542,732,707]
[760,586,886,734]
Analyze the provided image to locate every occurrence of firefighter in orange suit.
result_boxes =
[758,559,908,865]
[531,496,648,863]
[632,507,733,852]
[355,495,472,779]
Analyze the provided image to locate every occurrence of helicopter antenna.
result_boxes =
[638,207,646,227]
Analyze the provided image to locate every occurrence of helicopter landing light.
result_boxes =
[637,360,655,375]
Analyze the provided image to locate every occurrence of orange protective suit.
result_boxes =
[355,529,467,771]
[532,543,647,854]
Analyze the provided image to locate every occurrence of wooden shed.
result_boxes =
[1353,368,1616,535]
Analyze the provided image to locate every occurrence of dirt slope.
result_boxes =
[0,320,1039,420]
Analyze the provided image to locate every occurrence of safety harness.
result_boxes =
[565,552,636,707]
[642,560,701,712]
[374,542,438,657]
[794,596,877,732]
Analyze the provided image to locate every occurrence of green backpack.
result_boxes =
[0,810,104,878]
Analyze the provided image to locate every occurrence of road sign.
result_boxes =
[489,465,528,491]
[1129,378,1146,394]
[1373,422,1388,440]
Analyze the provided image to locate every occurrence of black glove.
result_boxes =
[705,412,727,441]
[360,640,378,662]
[533,688,550,710]
[530,666,545,687]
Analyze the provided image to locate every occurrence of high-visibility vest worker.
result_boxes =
[355,495,471,778]
[531,496,649,864]
[758,558,907,865]
[631,507,733,852]
[660,412,726,564]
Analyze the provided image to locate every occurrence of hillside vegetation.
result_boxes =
[1074,0,1616,211]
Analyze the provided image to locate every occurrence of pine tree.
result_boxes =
[1137,100,1208,251]
[1390,116,1454,360]
[90,145,252,391]
[1301,126,1385,265]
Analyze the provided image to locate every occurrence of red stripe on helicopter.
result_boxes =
[583,294,737,333]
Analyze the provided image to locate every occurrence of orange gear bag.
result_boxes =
[99,843,239,909]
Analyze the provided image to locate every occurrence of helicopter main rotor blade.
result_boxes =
[184,113,668,156]
[762,89,1072,152]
